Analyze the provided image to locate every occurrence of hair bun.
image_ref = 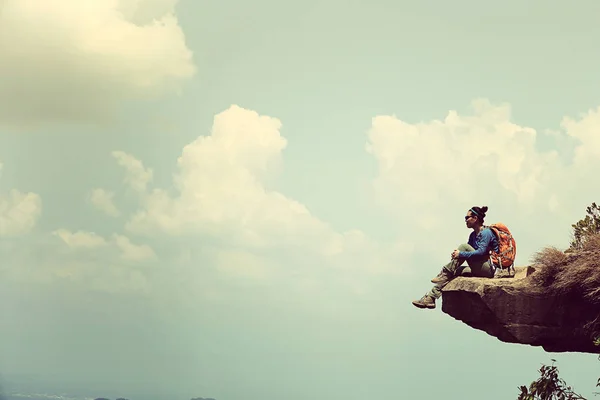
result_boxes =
[481,206,488,213]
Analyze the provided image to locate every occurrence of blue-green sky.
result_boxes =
[1,1,600,399]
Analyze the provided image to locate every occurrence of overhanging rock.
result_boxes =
[441,266,600,354]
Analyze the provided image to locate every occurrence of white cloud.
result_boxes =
[45,99,600,297]
[118,0,179,25]
[3,230,155,294]
[102,105,413,281]
[113,234,156,262]
[561,106,600,166]
[53,229,108,249]
[366,99,560,216]
[48,259,152,294]
[0,0,195,128]
[0,189,42,237]
[0,162,40,238]
[53,229,155,262]
[215,250,274,281]
[124,105,331,251]
[365,98,600,261]
[89,188,120,217]
[112,151,153,192]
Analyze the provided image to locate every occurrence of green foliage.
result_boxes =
[569,202,600,251]
[518,205,600,399]
[517,360,587,400]
[517,338,600,399]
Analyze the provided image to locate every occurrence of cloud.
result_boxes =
[215,249,274,281]
[1,229,154,294]
[0,167,42,237]
[112,151,153,192]
[42,99,600,296]
[0,0,196,128]
[89,188,120,217]
[366,99,560,215]
[101,105,414,283]
[123,105,327,250]
[52,229,107,249]
[113,234,156,262]
[18,104,413,299]
[365,99,600,260]
[53,229,156,262]
[561,107,600,167]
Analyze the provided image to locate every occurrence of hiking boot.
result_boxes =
[431,270,452,284]
[412,294,436,309]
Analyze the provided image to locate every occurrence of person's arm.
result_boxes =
[459,230,493,259]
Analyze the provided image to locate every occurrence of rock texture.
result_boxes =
[441,266,600,354]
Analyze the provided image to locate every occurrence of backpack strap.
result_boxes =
[485,225,502,271]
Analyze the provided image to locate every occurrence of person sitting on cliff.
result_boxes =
[412,205,500,310]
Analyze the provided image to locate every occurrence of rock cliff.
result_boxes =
[441,266,600,354]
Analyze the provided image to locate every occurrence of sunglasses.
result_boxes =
[465,215,476,221]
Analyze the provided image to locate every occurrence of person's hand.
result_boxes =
[451,249,460,259]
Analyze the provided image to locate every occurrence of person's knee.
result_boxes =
[457,243,471,251]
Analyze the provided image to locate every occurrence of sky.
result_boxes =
[1,0,600,399]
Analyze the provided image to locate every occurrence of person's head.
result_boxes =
[465,206,488,228]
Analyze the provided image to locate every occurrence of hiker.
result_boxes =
[412,205,500,310]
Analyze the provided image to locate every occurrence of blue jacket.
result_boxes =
[459,227,500,262]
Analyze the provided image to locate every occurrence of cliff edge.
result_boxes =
[441,261,600,354]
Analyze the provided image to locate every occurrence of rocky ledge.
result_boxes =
[441,266,600,354]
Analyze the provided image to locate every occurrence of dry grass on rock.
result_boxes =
[528,233,600,304]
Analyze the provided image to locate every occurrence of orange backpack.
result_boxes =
[486,223,517,271]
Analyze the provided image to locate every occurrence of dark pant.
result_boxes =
[428,243,494,299]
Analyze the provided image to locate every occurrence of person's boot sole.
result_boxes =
[412,301,435,309]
